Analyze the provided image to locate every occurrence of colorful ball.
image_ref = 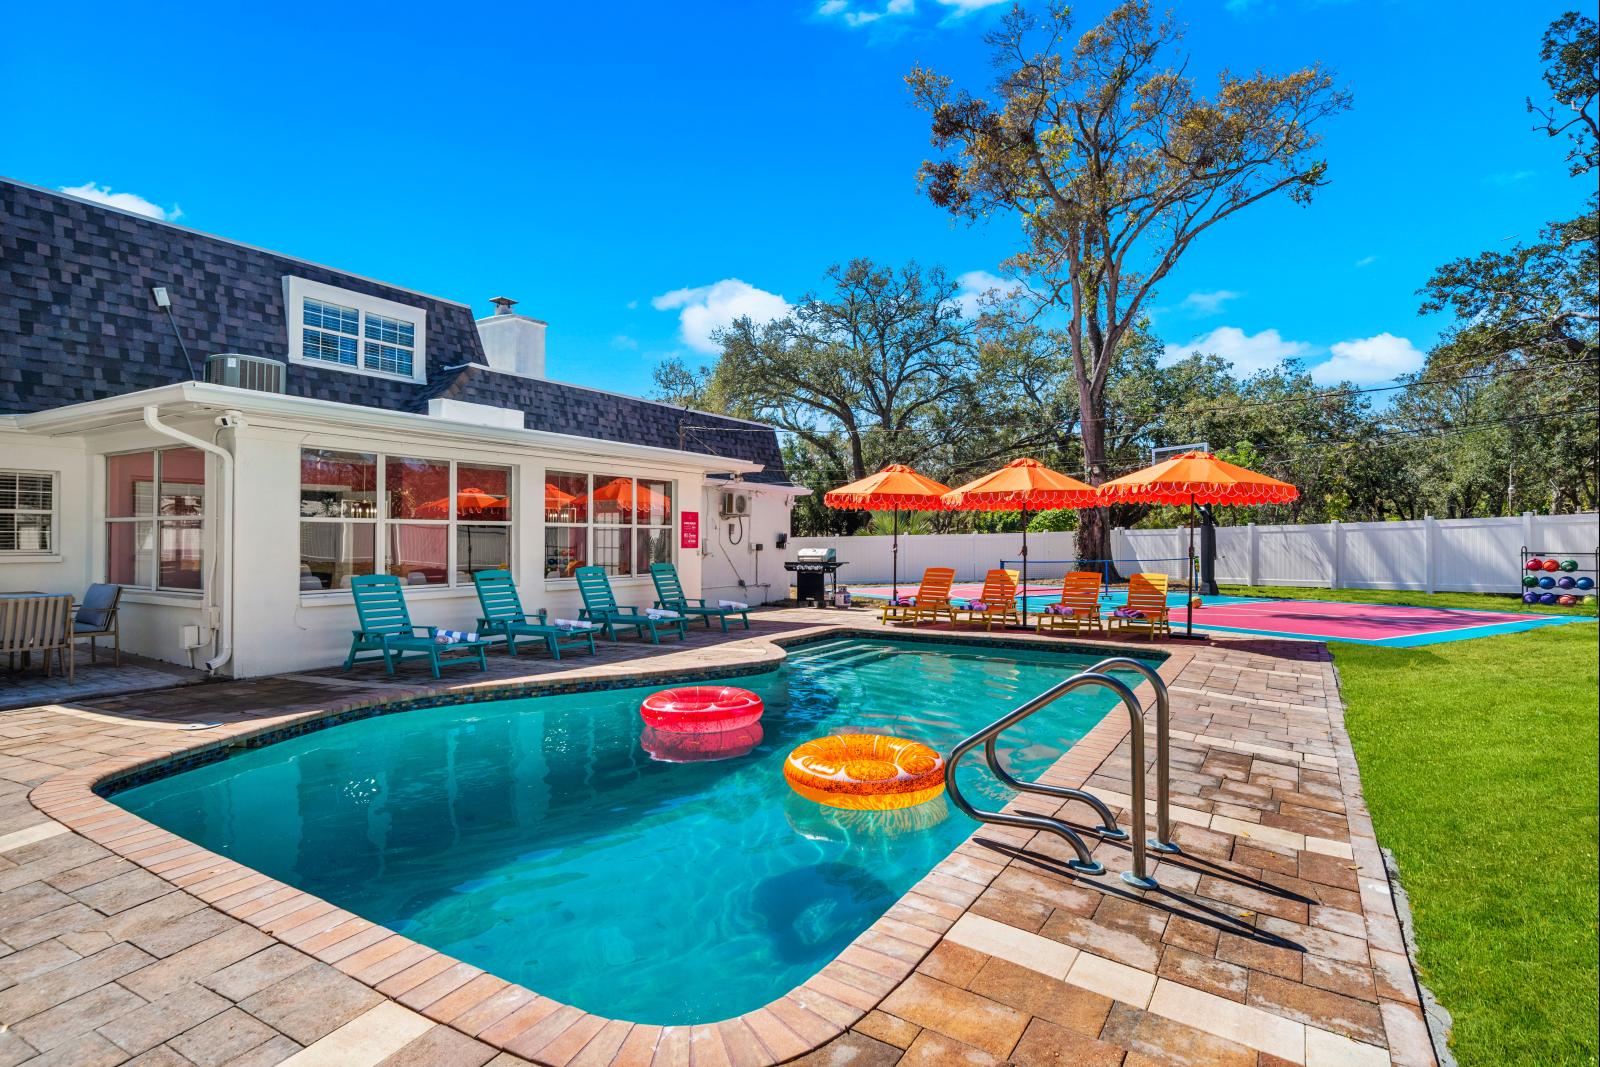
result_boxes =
[1538,576,1556,589]
[1522,575,1539,587]
[1558,595,1577,606]
[1539,592,1559,605]
[1586,595,1597,604]
[1189,595,1202,609]
[1560,559,1579,572]
[1576,577,1595,590]
[1522,591,1539,604]
[1526,557,1545,570]
[1542,558,1560,572]
[1557,576,1577,589]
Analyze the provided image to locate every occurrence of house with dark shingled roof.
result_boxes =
[1,177,804,676]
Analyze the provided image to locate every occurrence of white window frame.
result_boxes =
[284,276,428,384]
[0,469,57,556]
[543,470,676,584]
[298,449,514,597]
[103,448,207,593]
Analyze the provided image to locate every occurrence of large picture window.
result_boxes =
[105,449,205,591]
[544,472,673,579]
[0,471,55,554]
[299,449,511,592]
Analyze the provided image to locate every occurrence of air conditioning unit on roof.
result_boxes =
[205,353,286,393]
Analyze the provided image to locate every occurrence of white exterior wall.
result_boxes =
[698,482,796,606]
[0,430,92,596]
[1113,512,1598,594]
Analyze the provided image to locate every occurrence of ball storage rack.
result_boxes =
[1519,545,1599,603]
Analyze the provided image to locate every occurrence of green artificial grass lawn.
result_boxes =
[1327,617,1598,1066]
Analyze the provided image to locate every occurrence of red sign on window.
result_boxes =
[680,511,700,549]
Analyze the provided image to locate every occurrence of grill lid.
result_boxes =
[795,547,837,563]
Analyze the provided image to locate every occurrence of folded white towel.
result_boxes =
[718,600,749,610]
[553,618,595,631]
[646,608,682,620]
[434,629,478,645]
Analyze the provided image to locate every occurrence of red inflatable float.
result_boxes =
[640,685,764,733]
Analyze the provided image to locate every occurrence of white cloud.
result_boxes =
[1162,326,1312,376]
[932,0,1007,13]
[1180,289,1242,316]
[1311,332,1424,385]
[652,279,791,355]
[59,182,181,222]
[1484,169,1535,186]
[953,269,1010,320]
[1354,255,1378,268]
[819,0,998,27]
[610,334,639,351]
[625,299,639,310]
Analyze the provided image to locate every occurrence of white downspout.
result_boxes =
[142,405,236,673]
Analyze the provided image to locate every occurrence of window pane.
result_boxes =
[0,472,53,512]
[159,521,204,590]
[459,525,510,580]
[305,329,359,366]
[592,476,633,525]
[544,526,587,579]
[301,450,377,518]
[635,528,672,575]
[364,314,415,347]
[636,479,673,526]
[458,464,511,522]
[592,528,633,576]
[108,452,155,518]
[363,341,413,377]
[305,298,359,334]
[107,521,153,586]
[0,513,51,552]
[545,472,588,524]
[160,449,206,516]
[299,522,375,590]
[386,457,451,519]
[388,524,448,586]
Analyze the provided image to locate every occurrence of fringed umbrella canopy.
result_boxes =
[824,464,953,511]
[1097,452,1298,506]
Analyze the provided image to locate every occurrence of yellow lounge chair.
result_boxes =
[1112,573,1172,640]
[1035,571,1105,634]
[880,567,958,626]
[956,569,1021,630]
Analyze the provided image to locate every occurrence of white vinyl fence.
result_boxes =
[1112,512,1598,594]
[789,512,1596,594]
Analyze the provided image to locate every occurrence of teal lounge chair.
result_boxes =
[344,574,492,677]
[575,566,688,643]
[472,570,599,660]
[650,562,750,633]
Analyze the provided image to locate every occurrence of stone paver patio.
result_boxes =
[0,608,1437,1066]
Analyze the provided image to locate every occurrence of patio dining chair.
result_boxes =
[650,562,750,632]
[344,574,492,677]
[472,570,599,659]
[73,583,122,665]
[574,566,688,643]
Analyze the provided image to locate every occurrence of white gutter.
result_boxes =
[142,405,236,674]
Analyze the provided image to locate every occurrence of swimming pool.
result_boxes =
[111,637,1154,1024]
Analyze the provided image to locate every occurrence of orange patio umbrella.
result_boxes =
[1098,451,1298,637]
[823,464,953,600]
[941,458,1100,627]
[415,488,509,519]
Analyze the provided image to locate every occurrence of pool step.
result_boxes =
[791,647,899,675]
[784,641,865,664]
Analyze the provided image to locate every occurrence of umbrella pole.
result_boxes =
[892,509,900,602]
[1187,494,1195,637]
[1020,507,1029,629]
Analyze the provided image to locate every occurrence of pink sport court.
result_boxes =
[847,584,1583,647]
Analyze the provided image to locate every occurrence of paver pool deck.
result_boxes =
[0,608,1438,1067]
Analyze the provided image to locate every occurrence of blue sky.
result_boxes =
[2,0,1584,398]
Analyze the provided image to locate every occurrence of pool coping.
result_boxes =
[26,624,1189,1067]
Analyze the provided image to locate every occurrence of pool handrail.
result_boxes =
[946,669,1158,888]
[1083,656,1178,854]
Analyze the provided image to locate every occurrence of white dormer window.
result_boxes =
[285,276,427,383]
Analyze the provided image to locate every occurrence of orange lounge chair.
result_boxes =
[880,567,958,626]
[1036,571,1105,635]
[1111,573,1172,640]
[956,569,1021,630]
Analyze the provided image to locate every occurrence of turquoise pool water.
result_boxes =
[111,637,1150,1024]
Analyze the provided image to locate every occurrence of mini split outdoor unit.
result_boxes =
[719,491,749,517]
[204,353,286,393]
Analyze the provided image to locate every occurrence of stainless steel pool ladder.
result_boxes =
[944,656,1177,890]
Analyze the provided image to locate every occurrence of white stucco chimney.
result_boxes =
[476,296,547,378]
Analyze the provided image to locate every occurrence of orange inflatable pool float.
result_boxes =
[640,686,763,733]
[783,733,945,810]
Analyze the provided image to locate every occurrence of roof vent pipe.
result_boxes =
[491,296,518,315]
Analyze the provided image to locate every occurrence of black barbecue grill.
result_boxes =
[784,547,846,607]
